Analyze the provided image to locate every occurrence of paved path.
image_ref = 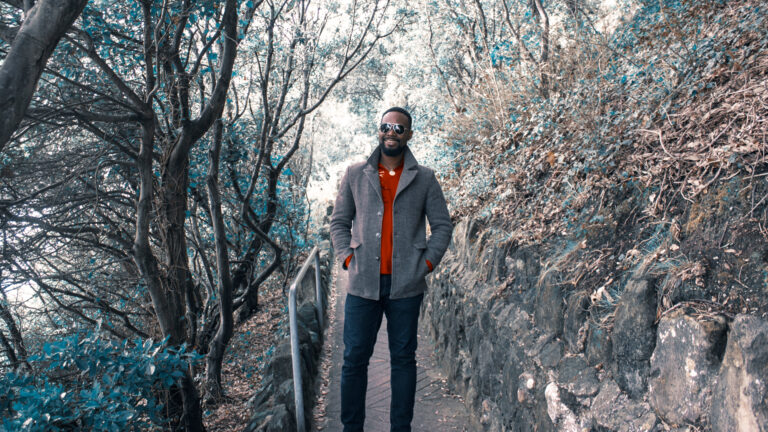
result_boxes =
[313,267,471,431]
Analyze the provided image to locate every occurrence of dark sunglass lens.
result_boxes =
[380,123,405,134]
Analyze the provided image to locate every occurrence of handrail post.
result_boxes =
[289,283,306,432]
[314,252,323,329]
[288,245,322,432]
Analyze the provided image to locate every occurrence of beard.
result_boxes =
[379,138,406,157]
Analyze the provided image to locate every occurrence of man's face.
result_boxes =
[378,111,412,157]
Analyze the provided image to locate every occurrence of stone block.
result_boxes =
[590,380,658,432]
[648,310,727,427]
[557,355,599,398]
[534,271,564,337]
[711,314,768,431]
[586,322,612,367]
[612,277,657,398]
[538,338,564,369]
[475,338,499,396]
[264,343,293,384]
[564,291,590,353]
[264,404,295,432]
[544,382,589,431]
[247,381,274,412]
[274,378,295,408]
[486,241,511,283]
[298,301,319,334]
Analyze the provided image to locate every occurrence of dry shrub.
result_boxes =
[439,0,768,319]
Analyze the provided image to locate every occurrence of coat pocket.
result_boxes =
[413,241,429,278]
[347,237,362,271]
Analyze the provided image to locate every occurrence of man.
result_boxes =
[330,107,453,432]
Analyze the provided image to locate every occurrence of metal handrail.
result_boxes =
[289,245,324,432]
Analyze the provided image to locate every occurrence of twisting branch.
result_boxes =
[0,0,88,149]
[203,117,235,402]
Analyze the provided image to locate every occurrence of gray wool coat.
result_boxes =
[330,146,453,300]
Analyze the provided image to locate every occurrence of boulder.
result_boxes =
[247,380,275,412]
[275,378,296,408]
[711,314,768,431]
[558,355,599,398]
[564,291,590,353]
[264,343,293,384]
[612,278,657,398]
[544,382,583,431]
[473,337,500,396]
[534,271,564,337]
[648,310,727,427]
[589,380,658,432]
[247,403,294,432]
[586,322,612,367]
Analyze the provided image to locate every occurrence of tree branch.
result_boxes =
[0,0,88,150]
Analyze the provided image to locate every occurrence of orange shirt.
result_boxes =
[344,161,433,274]
[377,162,403,274]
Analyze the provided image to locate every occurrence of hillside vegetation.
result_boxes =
[439,0,767,321]
[417,1,768,429]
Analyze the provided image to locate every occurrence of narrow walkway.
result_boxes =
[313,267,470,431]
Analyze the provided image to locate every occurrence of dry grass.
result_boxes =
[439,0,768,321]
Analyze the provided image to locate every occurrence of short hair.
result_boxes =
[381,107,412,128]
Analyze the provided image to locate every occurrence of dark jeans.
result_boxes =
[341,274,423,432]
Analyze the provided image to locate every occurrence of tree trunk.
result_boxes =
[0,294,27,368]
[0,0,88,150]
[134,119,186,343]
[134,118,203,431]
[160,143,197,344]
[533,0,550,98]
[204,119,234,403]
[180,372,205,432]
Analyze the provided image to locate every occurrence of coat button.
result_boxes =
[375,256,380,260]
[377,211,382,216]
[375,233,380,238]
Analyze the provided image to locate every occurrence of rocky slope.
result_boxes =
[423,218,767,431]
[424,2,767,429]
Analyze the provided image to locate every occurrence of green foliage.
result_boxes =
[0,333,200,431]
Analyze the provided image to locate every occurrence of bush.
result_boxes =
[0,332,200,431]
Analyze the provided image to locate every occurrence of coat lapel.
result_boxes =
[364,148,382,200]
[364,146,419,200]
[395,147,418,198]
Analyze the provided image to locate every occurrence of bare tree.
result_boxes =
[1,0,406,426]
[200,0,404,401]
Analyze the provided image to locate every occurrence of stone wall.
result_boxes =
[245,246,331,432]
[423,219,768,431]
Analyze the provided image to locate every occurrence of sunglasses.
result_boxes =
[379,123,409,135]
